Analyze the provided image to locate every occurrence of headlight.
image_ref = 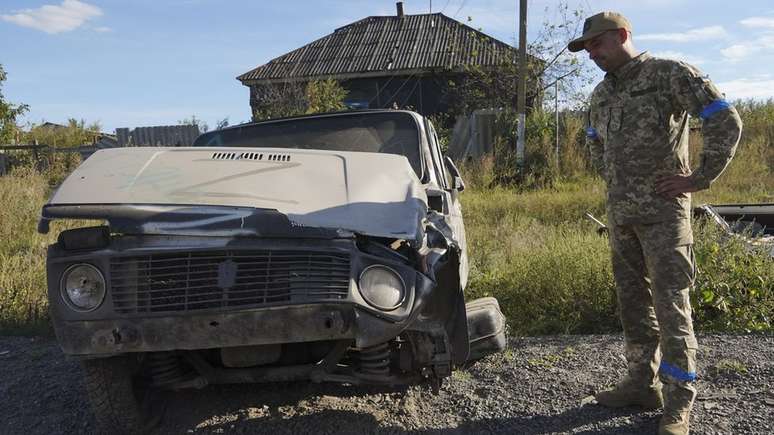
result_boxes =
[60,264,106,312]
[358,265,406,311]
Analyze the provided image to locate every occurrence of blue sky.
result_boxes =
[2,0,774,133]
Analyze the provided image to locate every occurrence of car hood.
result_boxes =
[42,147,428,242]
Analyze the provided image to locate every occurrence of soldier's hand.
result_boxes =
[655,174,700,198]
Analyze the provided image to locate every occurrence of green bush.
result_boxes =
[692,220,773,332]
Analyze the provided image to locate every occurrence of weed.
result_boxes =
[711,359,749,375]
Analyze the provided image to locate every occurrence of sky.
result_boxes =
[2,0,774,133]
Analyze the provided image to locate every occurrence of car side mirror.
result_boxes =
[444,156,465,192]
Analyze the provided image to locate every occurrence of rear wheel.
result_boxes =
[81,355,163,435]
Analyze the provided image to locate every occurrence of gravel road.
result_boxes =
[1,334,772,434]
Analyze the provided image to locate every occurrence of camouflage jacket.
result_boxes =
[587,52,743,226]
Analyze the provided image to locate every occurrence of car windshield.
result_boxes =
[193,112,423,177]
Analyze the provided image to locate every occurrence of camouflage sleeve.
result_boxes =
[586,123,605,178]
[669,62,743,190]
[586,92,605,178]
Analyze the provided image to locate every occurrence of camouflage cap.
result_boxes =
[568,11,632,52]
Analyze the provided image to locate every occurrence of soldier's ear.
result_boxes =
[617,28,630,45]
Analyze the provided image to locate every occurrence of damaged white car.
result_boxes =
[39,109,506,433]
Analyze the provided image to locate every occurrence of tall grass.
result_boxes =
[0,167,56,334]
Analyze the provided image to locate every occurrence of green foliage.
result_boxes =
[691,220,773,332]
[428,112,453,154]
[251,78,348,121]
[472,109,586,189]
[251,82,307,121]
[13,119,102,185]
[306,79,347,114]
[460,177,618,335]
[0,167,56,334]
[0,64,29,144]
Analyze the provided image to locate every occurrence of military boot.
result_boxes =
[594,378,663,410]
[659,383,696,435]
[658,411,689,435]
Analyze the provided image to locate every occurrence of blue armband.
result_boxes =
[700,100,730,120]
[586,127,599,139]
[659,361,697,382]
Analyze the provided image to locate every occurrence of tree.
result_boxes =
[0,64,29,144]
[251,82,307,121]
[529,1,596,110]
[306,79,347,114]
[215,117,230,130]
[444,1,594,117]
[250,79,348,121]
[178,115,208,133]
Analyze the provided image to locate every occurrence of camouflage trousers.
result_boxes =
[608,218,698,412]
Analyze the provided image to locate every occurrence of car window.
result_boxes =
[193,112,423,178]
[425,121,448,189]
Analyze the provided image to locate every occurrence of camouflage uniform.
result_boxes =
[586,52,742,415]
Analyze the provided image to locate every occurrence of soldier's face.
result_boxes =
[584,31,625,72]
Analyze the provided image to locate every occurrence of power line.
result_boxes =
[452,0,467,18]
[440,0,452,14]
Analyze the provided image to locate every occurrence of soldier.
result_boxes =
[568,11,743,435]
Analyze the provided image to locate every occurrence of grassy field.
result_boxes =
[461,101,773,335]
[1,102,772,335]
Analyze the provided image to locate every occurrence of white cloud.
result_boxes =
[93,26,111,33]
[650,50,704,65]
[721,43,760,61]
[638,25,727,42]
[720,32,774,62]
[1,0,102,34]
[716,77,774,100]
[740,16,774,29]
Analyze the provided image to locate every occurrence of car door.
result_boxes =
[424,119,468,289]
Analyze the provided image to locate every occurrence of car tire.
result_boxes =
[81,355,162,435]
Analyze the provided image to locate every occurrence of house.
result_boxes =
[237,2,542,120]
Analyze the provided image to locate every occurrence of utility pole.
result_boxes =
[516,0,527,170]
[555,80,560,168]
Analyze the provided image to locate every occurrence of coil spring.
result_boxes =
[147,351,186,388]
[358,342,391,376]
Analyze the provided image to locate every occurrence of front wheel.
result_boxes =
[81,355,163,435]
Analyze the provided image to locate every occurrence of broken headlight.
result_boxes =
[358,265,405,311]
[60,263,106,312]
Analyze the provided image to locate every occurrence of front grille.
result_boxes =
[110,250,350,314]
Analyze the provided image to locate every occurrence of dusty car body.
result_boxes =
[40,110,505,433]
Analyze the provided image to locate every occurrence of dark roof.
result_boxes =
[238,13,525,84]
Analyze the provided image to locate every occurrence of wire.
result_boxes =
[400,77,422,108]
[452,0,467,18]
[440,0,452,14]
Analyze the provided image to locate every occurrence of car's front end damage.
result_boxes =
[41,145,501,392]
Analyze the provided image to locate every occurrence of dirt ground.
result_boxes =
[1,334,772,434]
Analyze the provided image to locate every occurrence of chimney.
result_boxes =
[396,2,404,18]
